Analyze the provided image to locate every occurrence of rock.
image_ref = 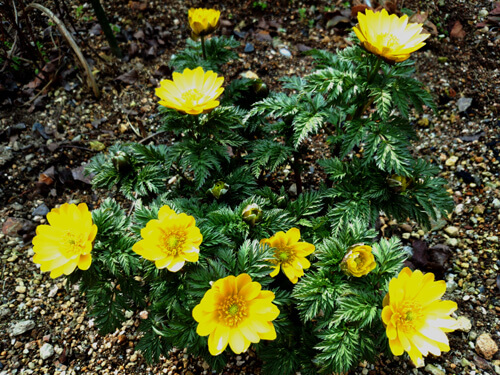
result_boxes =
[446,238,459,247]
[15,286,26,294]
[48,285,59,298]
[492,198,500,209]
[32,204,50,217]
[446,279,458,293]
[40,343,54,360]
[10,320,35,336]
[400,223,413,233]
[476,333,499,360]
[244,43,254,53]
[455,316,472,332]
[279,48,291,57]
[487,236,499,243]
[129,353,138,362]
[457,97,473,112]
[454,203,464,215]
[2,217,25,237]
[445,156,459,166]
[424,363,445,375]
[444,226,459,237]
[473,205,485,214]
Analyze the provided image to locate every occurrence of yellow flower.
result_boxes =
[188,8,220,39]
[155,67,224,115]
[353,9,430,62]
[340,244,376,277]
[192,274,280,356]
[32,203,97,279]
[260,228,315,284]
[133,205,202,272]
[382,267,458,367]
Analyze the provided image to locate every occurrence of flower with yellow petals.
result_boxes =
[133,205,202,272]
[193,274,280,356]
[155,67,224,115]
[188,8,220,39]
[340,244,376,277]
[260,228,315,284]
[382,267,458,367]
[32,203,97,279]
[353,9,430,63]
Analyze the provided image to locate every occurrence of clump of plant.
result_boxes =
[31,7,458,375]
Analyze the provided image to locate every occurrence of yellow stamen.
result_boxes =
[161,230,186,256]
[62,231,87,258]
[219,296,247,327]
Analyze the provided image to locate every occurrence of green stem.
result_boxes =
[89,0,122,58]
[292,151,303,195]
[200,36,207,60]
[351,57,383,121]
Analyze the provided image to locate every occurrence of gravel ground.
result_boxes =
[0,0,499,374]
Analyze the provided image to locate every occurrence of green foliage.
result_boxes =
[170,36,239,72]
[64,25,454,375]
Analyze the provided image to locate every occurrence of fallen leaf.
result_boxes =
[459,131,486,142]
[72,165,93,184]
[39,166,55,185]
[89,140,106,151]
[450,20,466,40]
[117,69,139,85]
[351,5,370,18]
[128,1,147,11]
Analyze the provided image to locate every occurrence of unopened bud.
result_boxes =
[112,151,132,174]
[242,203,263,226]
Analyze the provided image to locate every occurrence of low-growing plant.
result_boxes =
[32,7,458,375]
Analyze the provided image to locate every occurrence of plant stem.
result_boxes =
[350,57,382,121]
[89,0,122,58]
[200,36,207,60]
[292,151,303,195]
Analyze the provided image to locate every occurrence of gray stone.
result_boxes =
[492,198,500,209]
[40,343,54,360]
[446,279,458,293]
[10,320,35,336]
[457,97,473,112]
[279,48,291,57]
[32,204,50,217]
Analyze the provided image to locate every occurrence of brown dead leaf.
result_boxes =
[351,5,370,18]
[491,2,500,15]
[128,1,147,11]
[117,69,139,85]
[450,20,466,40]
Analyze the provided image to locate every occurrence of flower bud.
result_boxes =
[208,181,229,199]
[388,174,414,193]
[112,151,132,174]
[340,244,376,277]
[242,203,263,226]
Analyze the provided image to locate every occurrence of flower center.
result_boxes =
[161,230,186,256]
[181,88,204,106]
[379,33,400,49]
[353,253,363,266]
[273,246,294,265]
[395,301,423,332]
[62,231,87,258]
[219,295,247,327]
